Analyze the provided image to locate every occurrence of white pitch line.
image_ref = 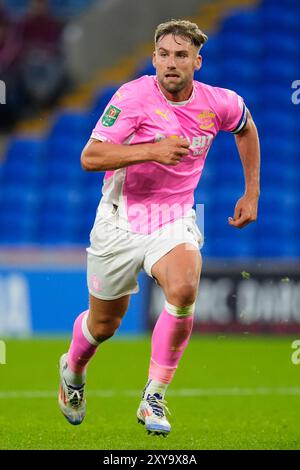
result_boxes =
[0,387,300,399]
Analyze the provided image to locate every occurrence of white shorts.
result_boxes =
[86,216,203,300]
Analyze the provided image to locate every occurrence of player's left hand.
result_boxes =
[228,193,259,229]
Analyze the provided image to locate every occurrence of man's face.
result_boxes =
[153,34,201,96]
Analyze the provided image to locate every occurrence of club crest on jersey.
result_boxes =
[102,105,121,127]
[197,110,215,130]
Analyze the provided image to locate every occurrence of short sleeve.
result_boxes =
[220,89,247,134]
[91,84,140,144]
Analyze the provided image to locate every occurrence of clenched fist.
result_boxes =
[151,137,190,166]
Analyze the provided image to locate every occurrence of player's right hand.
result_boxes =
[152,137,190,165]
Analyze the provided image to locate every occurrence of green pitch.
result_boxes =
[0,335,300,450]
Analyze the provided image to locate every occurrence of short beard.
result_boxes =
[160,76,186,94]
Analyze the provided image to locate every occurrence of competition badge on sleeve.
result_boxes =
[101,105,121,127]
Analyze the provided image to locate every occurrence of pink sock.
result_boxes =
[149,308,194,384]
[67,311,99,374]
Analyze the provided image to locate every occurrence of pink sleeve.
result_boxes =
[219,88,247,134]
[91,83,140,144]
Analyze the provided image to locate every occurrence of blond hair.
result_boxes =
[154,19,208,51]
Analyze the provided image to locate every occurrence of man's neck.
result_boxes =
[157,80,194,103]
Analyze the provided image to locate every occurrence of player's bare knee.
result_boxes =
[93,331,115,343]
[88,315,122,342]
[166,282,198,307]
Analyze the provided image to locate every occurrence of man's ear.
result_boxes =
[152,51,157,69]
[195,55,202,71]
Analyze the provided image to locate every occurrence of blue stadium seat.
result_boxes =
[195,63,222,87]
[262,32,300,58]
[257,83,293,113]
[46,159,83,186]
[0,209,38,244]
[80,169,104,189]
[214,157,244,184]
[260,167,283,188]
[38,210,81,244]
[221,58,261,86]
[257,109,297,138]
[261,58,299,85]
[45,149,104,190]
[5,137,45,161]
[255,237,300,258]
[261,3,300,34]
[201,37,221,61]
[2,138,46,184]
[213,132,237,154]
[49,0,95,19]
[80,180,104,232]
[0,163,4,186]
[0,182,41,214]
[221,9,262,34]
[261,159,300,190]
[262,0,299,8]
[280,166,300,189]
[44,136,85,186]
[82,177,103,201]
[194,188,214,210]
[42,184,84,214]
[90,85,120,118]
[46,135,84,162]
[220,32,261,58]
[2,159,44,185]
[134,59,156,79]
[50,112,92,141]
[259,191,299,223]
[210,235,255,258]
[261,135,298,162]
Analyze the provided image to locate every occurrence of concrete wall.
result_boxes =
[63,0,209,83]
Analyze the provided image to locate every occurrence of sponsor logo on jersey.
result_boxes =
[101,105,121,127]
[197,110,215,130]
[154,133,213,156]
[155,109,170,121]
[191,135,213,156]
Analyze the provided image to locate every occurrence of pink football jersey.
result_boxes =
[91,75,246,234]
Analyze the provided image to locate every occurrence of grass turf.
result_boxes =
[0,335,299,450]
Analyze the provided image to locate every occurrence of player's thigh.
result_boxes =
[87,221,141,300]
[88,293,130,326]
[151,242,202,303]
